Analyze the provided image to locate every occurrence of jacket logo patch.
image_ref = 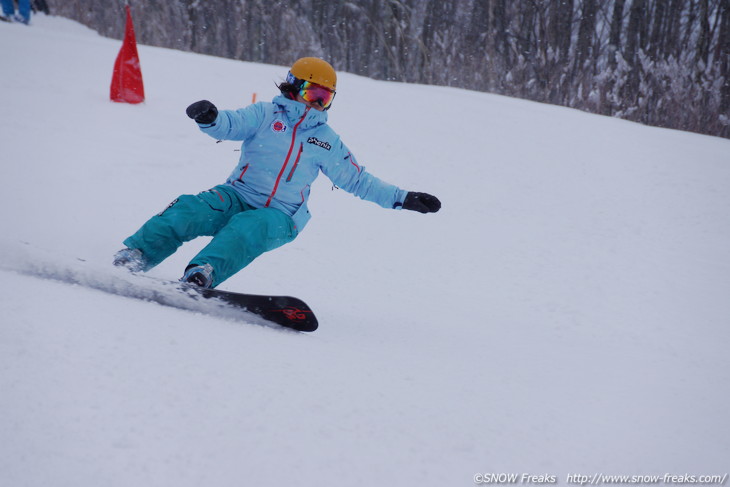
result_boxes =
[307,137,331,150]
[271,119,288,133]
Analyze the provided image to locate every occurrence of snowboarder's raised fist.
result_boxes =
[186,100,218,124]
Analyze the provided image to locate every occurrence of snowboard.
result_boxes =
[79,277,320,332]
[1,245,318,332]
[188,286,318,332]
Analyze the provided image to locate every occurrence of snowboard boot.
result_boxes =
[113,248,147,272]
[181,263,214,288]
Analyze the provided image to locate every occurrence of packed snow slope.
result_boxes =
[2,15,729,487]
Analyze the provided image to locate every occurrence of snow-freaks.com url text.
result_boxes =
[473,473,728,486]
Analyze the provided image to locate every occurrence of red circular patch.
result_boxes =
[271,120,287,133]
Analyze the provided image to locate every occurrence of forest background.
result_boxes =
[45,0,730,139]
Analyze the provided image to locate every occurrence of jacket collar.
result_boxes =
[273,94,328,129]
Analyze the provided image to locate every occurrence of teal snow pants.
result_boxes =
[123,184,297,287]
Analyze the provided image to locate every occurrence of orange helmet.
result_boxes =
[288,57,337,91]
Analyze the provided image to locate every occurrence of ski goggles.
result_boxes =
[299,81,336,109]
[286,71,335,110]
[288,73,336,109]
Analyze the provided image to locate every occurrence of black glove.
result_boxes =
[401,192,441,213]
[186,100,218,124]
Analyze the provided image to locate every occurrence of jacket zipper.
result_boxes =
[286,143,303,182]
[265,107,310,207]
[237,164,249,181]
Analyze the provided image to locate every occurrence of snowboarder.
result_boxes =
[114,57,441,288]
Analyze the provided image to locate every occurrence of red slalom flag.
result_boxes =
[110,5,145,104]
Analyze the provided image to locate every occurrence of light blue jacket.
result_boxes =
[197,95,408,232]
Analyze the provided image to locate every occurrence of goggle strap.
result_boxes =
[286,72,305,90]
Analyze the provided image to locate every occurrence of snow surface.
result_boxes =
[2,14,730,487]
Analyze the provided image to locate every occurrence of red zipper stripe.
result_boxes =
[237,164,249,180]
[265,108,309,207]
[346,152,361,172]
